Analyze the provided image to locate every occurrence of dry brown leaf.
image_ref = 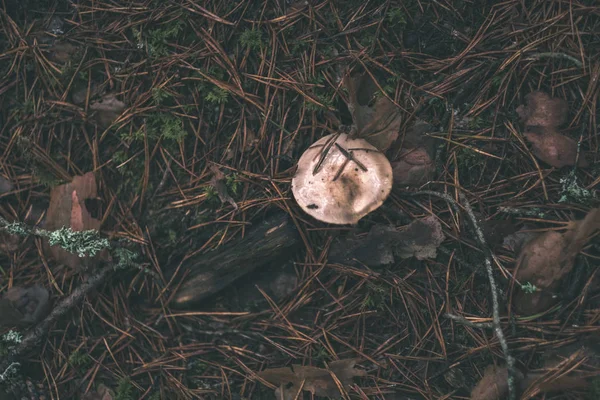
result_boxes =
[524,128,589,168]
[514,208,600,315]
[343,73,401,152]
[470,365,512,400]
[258,358,366,399]
[516,91,568,128]
[209,165,238,210]
[0,285,50,327]
[89,94,126,129]
[43,172,107,270]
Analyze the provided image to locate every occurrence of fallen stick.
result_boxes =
[412,190,518,400]
[173,212,301,307]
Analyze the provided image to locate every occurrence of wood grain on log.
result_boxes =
[173,213,300,307]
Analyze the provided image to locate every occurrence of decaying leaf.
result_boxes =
[392,120,436,186]
[393,147,434,186]
[209,165,238,210]
[516,91,568,128]
[517,92,589,168]
[47,42,79,64]
[514,208,600,315]
[82,384,114,400]
[479,218,517,248]
[89,94,126,129]
[395,216,445,260]
[43,172,107,270]
[470,365,512,400]
[524,128,589,168]
[0,285,50,327]
[329,216,445,266]
[342,72,401,152]
[258,358,366,400]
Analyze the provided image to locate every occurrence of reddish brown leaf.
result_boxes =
[514,208,600,315]
[516,91,568,128]
[343,73,401,152]
[524,128,589,168]
[43,172,106,270]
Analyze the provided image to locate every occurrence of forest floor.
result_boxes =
[1,0,600,399]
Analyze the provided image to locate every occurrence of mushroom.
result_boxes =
[292,133,393,224]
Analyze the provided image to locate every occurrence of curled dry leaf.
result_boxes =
[209,165,238,210]
[516,91,568,128]
[89,94,126,129]
[0,285,50,327]
[43,172,108,270]
[514,208,600,315]
[343,73,401,152]
[524,128,589,168]
[258,358,366,400]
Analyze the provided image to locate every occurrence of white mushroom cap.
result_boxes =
[292,133,393,224]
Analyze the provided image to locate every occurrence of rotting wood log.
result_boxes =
[173,213,300,307]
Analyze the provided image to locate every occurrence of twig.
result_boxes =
[412,190,518,400]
